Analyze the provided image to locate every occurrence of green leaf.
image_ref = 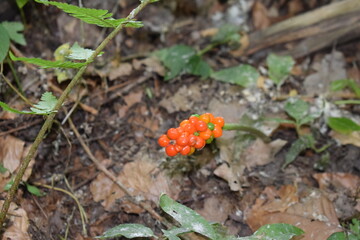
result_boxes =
[185,55,212,78]
[10,52,87,69]
[0,24,10,62]
[252,223,304,240]
[96,224,155,239]
[1,21,26,45]
[35,0,128,28]
[4,179,14,191]
[211,64,259,87]
[153,45,196,80]
[16,0,29,9]
[26,183,45,197]
[0,101,33,115]
[68,42,100,60]
[331,79,360,97]
[284,98,309,123]
[283,135,315,169]
[211,24,240,45]
[327,117,360,134]
[30,92,58,114]
[327,232,358,240]
[159,194,218,239]
[162,227,192,240]
[266,53,295,86]
[334,100,360,105]
[123,20,143,28]
[0,164,7,174]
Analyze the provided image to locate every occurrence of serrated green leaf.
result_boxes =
[162,227,191,240]
[124,20,143,28]
[327,117,360,134]
[96,224,155,239]
[284,98,309,122]
[159,194,218,239]
[0,164,7,174]
[253,223,304,240]
[185,55,212,78]
[0,101,34,115]
[68,42,99,60]
[0,24,10,62]
[153,45,196,80]
[283,135,314,169]
[10,52,87,69]
[267,53,294,86]
[30,92,58,114]
[211,24,240,45]
[26,183,45,197]
[1,21,26,45]
[35,0,127,28]
[211,64,259,87]
[16,0,29,9]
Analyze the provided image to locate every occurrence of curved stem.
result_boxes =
[223,123,271,143]
[0,0,153,228]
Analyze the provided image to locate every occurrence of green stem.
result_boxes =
[223,123,271,143]
[0,0,153,229]
[197,42,219,56]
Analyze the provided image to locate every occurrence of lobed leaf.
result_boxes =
[96,224,155,239]
[267,53,294,86]
[327,117,360,134]
[35,0,136,28]
[10,52,87,69]
[1,21,26,45]
[0,24,10,62]
[30,92,58,114]
[211,64,259,87]
[159,194,218,239]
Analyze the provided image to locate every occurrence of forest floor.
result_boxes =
[0,0,360,239]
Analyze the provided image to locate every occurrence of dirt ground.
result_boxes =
[0,0,360,239]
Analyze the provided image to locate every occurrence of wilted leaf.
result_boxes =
[96,224,155,239]
[327,117,360,134]
[267,53,295,86]
[211,64,259,87]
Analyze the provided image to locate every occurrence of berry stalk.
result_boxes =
[222,123,271,143]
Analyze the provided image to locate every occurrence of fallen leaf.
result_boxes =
[245,185,343,240]
[132,57,165,76]
[330,130,360,147]
[313,172,360,196]
[0,135,25,173]
[251,1,271,30]
[90,157,180,213]
[0,200,30,240]
[109,63,133,81]
[214,163,242,191]
[117,91,143,118]
[195,196,233,224]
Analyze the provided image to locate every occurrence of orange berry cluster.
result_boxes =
[158,113,225,157]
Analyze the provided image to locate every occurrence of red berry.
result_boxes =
[158,134,170,147]
[212,124,223,138]
[165,145,177,157]
[176,135,189,146]
[194,136,205,149]
[180,145,191,155]
[199,128,212,140]
[167,128,180,140]
[189,116,199,125]
[213,117,224,128]
[188,134,197,146]
[182,123,196,134]
[195,120,208,132]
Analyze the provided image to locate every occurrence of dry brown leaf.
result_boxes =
[90,158,180,213]
[132,57,165,76]
[246,185,343,240]
[252,1,271,30]
[0,200,30,240]
[330,131,360,147]
[117,91,143,118]
[0,135,25,173]
[109,63,133,81]
[313,172,360,196]
[214,163,242,191]
[195,196,233,223]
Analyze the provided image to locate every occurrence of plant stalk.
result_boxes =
[0,0,153,229]
[223,123,271,143]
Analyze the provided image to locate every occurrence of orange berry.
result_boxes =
[212,124,223,138]
[199,128,212,140]
[158,134,170,147]
[174,144,183,152]
[165,145,177,157]
[205,113,215,123]
[176,135,189,146]
[180,120,190,128]
[199,114,210,123]
[188,134,197,146]
[188,146,196,155]
[194,136,205,149]
[182,123,196,134]
[167,128,180,140]
[213,117,224,128]
[195,120,208,132]
[180,145,191,155]
[189,116,199,125]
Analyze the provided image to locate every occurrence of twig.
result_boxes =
[0,72,34,107]
[0,0,154,228]
[0,118,43,137]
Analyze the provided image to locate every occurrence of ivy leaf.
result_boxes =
[1,21,26,45]
[211,64,259,87]
[96,224,155,239]
[0,24,10,62]
[159,194,218,239]
[35,0,130,28]
[327,117,360,134]
[26,183,45,197]
[30,92,58,114]
[10,52,87,69]
[267,53,294,86]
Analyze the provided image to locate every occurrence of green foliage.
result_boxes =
[68,42,100,60]
[96,224,155,239]
[327,219,360,240]
[211,24,240,47]
[0,164,7,174]
[331,79,360,97]
[25,183,45,197]
[16,0,29,9]
[283,134,315,169]
[0,25,10,63]
[185,55,212,78]
[35,0,142,28]
[30,92,58,114]
[0,101,33,115]
[97,194,304,240]
[211,65,259,87]
[266,53,295,86]
[284,98,319,127]
[327,117,360,134]
[1,21,26,46]
[10,52,88,69]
